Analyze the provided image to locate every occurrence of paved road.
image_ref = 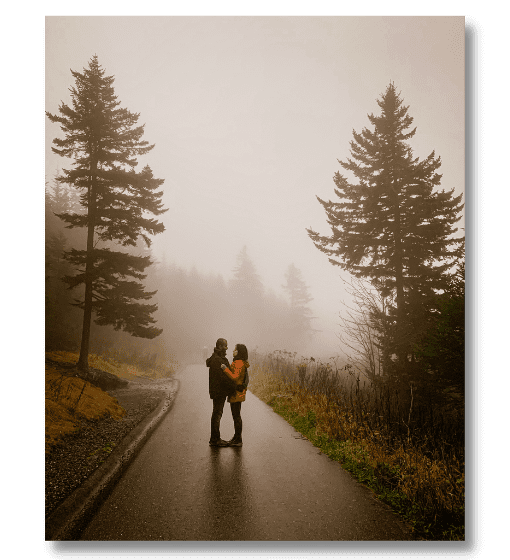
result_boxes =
[80,365,411,541]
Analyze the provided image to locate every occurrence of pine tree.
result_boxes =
[46,172,81,215]
[45,174,81,241]
[45,178,84,349]
[226,246,265,344]
[282,263,315,342]
[307,83,464,373]
[229,246,264,304]
[46,55,167,370]
[414,260,465,394]
[45,230,81,349]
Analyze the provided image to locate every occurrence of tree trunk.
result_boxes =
[77,163,97,371]
[392,174,407,375]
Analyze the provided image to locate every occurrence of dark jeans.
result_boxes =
[210,396,242,441]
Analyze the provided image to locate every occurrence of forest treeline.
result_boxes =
[45,177,315,365]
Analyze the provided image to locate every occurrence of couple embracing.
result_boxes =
[206,338,249,447]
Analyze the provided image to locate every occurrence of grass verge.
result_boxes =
[249,360,464,541]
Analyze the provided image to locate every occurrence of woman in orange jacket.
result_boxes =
[221,343,249,447]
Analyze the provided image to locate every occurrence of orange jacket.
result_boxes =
[223,359,249,403]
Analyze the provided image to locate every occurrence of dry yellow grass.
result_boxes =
[45,349,178,453]
[47,351,124,376]
[45,356,126,454]
[46,350,176,381]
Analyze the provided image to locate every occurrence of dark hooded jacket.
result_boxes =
[206,347,237,399]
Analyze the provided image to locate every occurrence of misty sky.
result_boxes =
[45,16,465,354]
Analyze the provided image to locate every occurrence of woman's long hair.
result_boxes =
[235,343,248,361]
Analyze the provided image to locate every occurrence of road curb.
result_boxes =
[45,379,180,541]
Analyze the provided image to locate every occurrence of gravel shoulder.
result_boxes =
[45,377,177,518]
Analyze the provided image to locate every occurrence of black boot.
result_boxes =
[229,419,242,446]
[209,439,229,447]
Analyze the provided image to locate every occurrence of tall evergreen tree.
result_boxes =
[226,246,265,344]
[46,55,167,370]
[414,260,465,394]
[282,263,315,342]
[45,229,81,349]
[45,178,84,349]
[229,246,264,304]
[45,173,82,241]
[46,172,82,216]
[307,83,463,373]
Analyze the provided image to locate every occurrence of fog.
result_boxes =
[45,16,465,363]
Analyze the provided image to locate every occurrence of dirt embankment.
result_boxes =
[45,352,177,517]
[45,351,176,450]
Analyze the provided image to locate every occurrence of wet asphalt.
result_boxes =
[79,364,411,541]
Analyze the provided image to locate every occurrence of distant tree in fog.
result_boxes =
[225,246,264,343]
[229,246,264,304]
[46,173,81,217]
[308,83,464,379]
[45,228,81,349]
[45,174,83,245]
[149,254,313,360]
[282,263,315,343]
[45,178,84,349]
[46,55,167,371]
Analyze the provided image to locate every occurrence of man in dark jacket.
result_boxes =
[206,338,237,446]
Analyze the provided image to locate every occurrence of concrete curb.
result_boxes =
[45,379,180,541]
